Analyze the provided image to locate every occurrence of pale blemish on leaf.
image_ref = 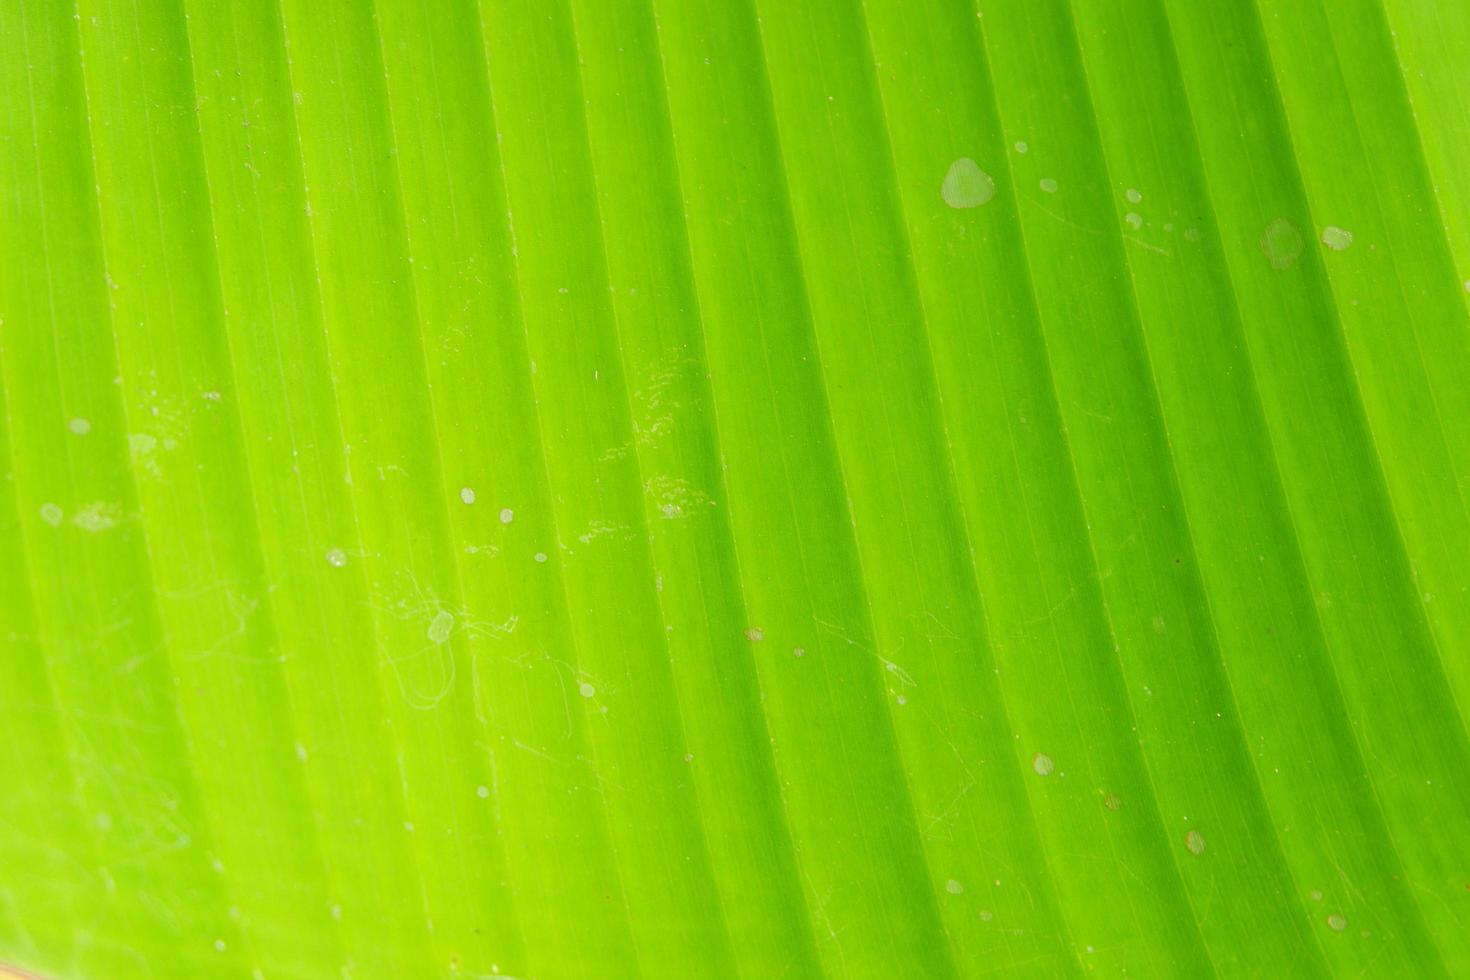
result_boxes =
[1260,218,1305,270]
[476,785,490,799]
[39,503,63,527]
[645,474,713,518]
[68,417,91,435]
[578,682,596,699]
[325,548,347,568]
[1103,793,1123,811]
[72,501,121,532]
[533,552,548,563]
[745,627,765,643]
[1014,141,1028,154]
[1126,188,1143,204]
[1039,177,1058,194]
[1032,753,1054,776]
[1125,212,1144,230]
[499,507,514,524]
[941,157,996,209]
[459,486,476,505]
[1327,913,1347,932]
[577,519,626,544]
[1185,829,1206,855]
[944,879,964,895]
[427,610,455,645]
[1321,225,1354,251]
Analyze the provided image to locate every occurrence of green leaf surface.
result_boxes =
[2,0,1468,976]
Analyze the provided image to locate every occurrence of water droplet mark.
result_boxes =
[1014,141,1028,154]
[1185,829,1206,855]
[40,503,63,527]
[460,487,476,505]
[1327,913,1347,933]
[1103,793,1123,811]
[499,507,514,524]
[1039,178,1058,194]
[1032,753,1054,776]
[1321,225,1354,251]
[68,417,91,436]
[941,157,996,209]
[578,682,596,699]
[325,548,347,568]
[476,785,490,799]
[1260,218,1305,270]
[744,627,764,642]
[1124,212,1144,230]
[945,879,964,895]
[1126,188,1143,204]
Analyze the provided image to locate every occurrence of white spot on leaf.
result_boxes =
[1261,218,1305,270]
[427,611,455,644]
[1321,225,1353,251]
[72,501,120,532]
[941,157,996,209]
